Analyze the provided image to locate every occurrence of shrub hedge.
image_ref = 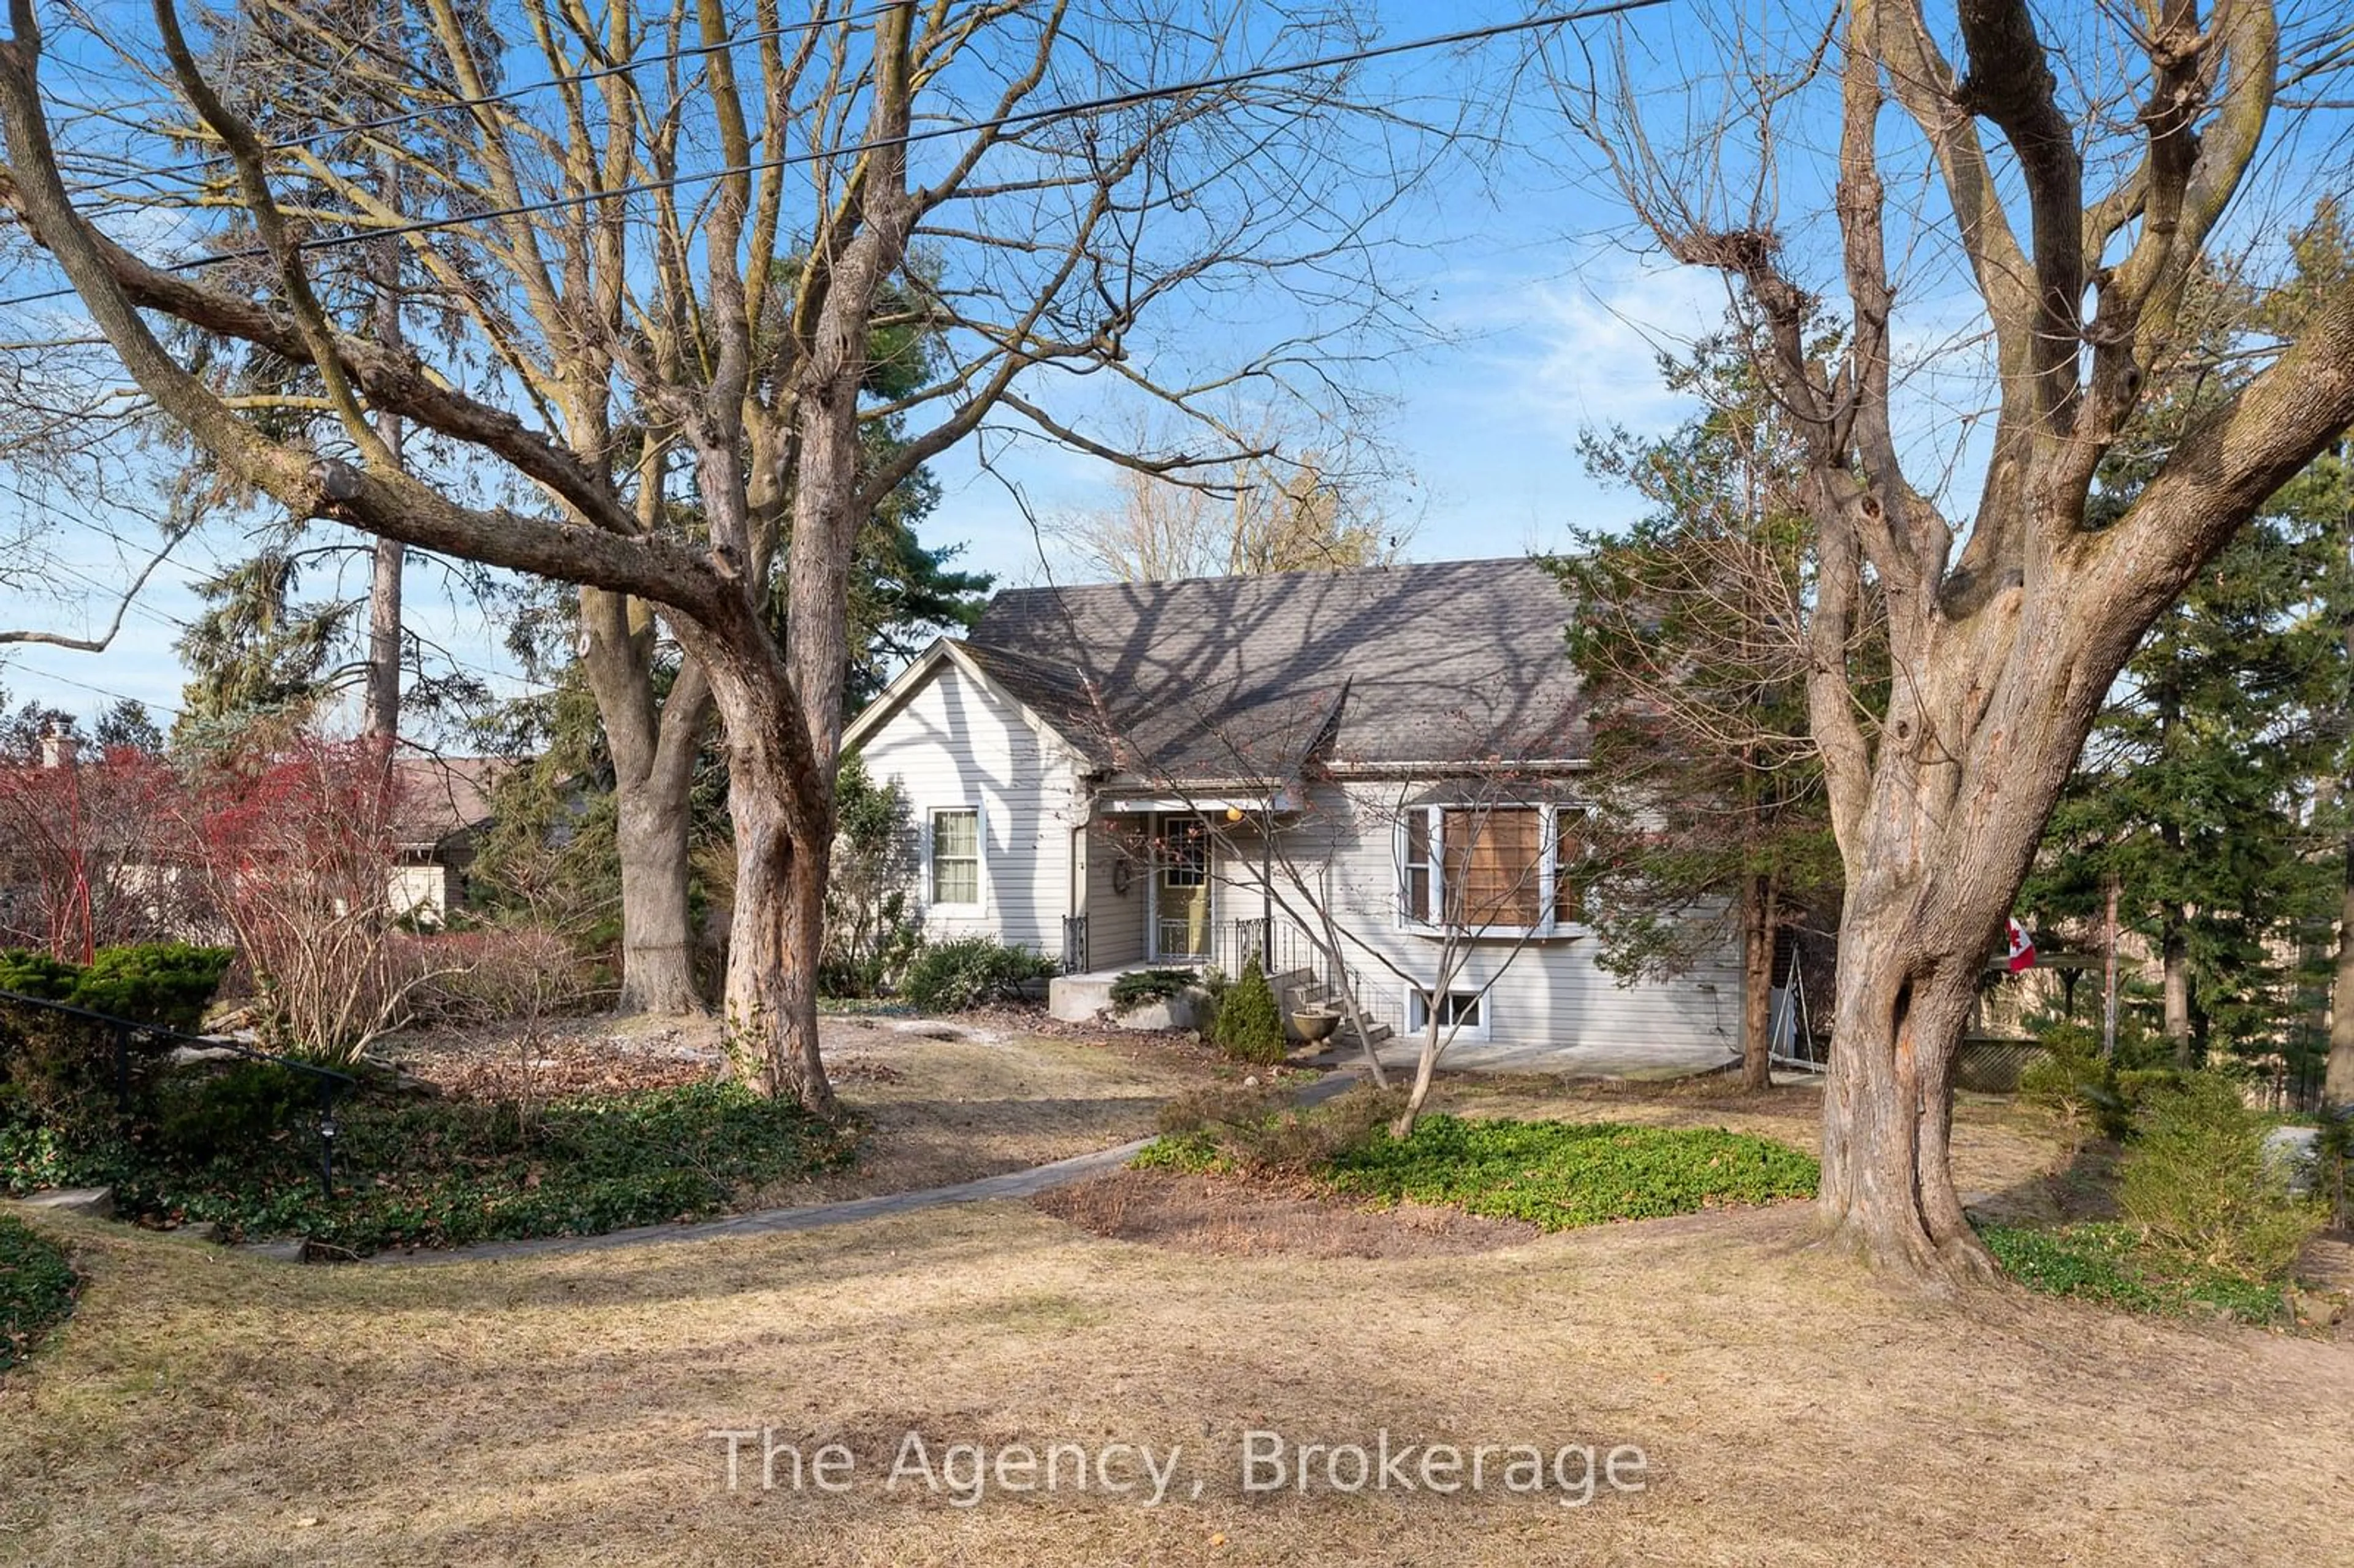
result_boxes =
[899,937,1056,1013]
[1212,956,1285,1065]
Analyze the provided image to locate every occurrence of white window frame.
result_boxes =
[1404,984,1493,1042]
[1396,802,1592,939]
[928,803,986,914]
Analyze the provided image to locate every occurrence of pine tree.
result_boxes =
[1553,325,1845,1089]
[2027,218,2354,1082]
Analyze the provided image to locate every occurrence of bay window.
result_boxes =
[1398,802,1588,935]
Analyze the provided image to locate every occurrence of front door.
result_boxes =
[1152,814,1213,962]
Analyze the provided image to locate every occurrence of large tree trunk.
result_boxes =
[1806,611,2093,1288]
[1816,859,1998,1283]
[2331,828,2354,1107]
[712,709,835,1117]
[1740,873,1775,1090]
[614,759,700,1012]
[580,585,710,1014]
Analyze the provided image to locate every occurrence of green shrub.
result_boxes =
[2319,1105,2351,1230]
[1109,968,1201,1010]
[2111,1067,2187,1121]
[5,1076,855,1255]
[1130,1129,1222,1173]
[1212,956,1284,1065]
[152,1060,319,1165]
[0,1214,77,1372]
[0,951,80,1002]
[0,999,152,1166]
[821,757,923,999]
[2018,1022,2113,1130]
[1326,1115,1820,1230]
[71,944,234,1032]
[897,937,1056,1013]
[0,943,233,1032]
[2117,1073,2323,1282]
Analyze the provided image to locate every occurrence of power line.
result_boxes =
[0,0,1666,313]
[0,661,188,720]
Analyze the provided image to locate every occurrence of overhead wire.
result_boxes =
[0,0,1670,313]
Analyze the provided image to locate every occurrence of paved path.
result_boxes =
[371,1133,1162,1267]
[1309,1037,1741,1081]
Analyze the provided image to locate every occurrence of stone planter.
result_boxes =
[1289,1008,1341,1044]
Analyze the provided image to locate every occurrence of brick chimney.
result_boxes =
[38,720,77,770]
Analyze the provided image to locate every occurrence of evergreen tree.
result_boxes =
[2025,512,2339,1066]
[1553,324,1845,1089]
[2025,223,2353,1076]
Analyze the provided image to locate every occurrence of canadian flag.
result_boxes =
[2004,917,2037,974]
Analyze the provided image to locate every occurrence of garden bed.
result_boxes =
[4,1069,856,1258]
[1115,1104,1821,1243]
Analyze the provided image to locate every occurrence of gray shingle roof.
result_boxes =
[966,557,1586,782]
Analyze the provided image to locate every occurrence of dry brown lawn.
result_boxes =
[5,1078,2349,1567]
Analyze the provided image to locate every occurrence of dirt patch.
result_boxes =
[1036,1167,1536,1258]
[748,1015,1238,1206]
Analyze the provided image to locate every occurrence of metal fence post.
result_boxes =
[317,1078,339,1198]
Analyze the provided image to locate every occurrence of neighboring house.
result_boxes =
[386,753,518,924]
[844,557,1746,1062]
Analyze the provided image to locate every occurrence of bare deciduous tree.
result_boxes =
[1558,0,2354,1282]
[1049,416,1416,582]
[0,0,1441,1113]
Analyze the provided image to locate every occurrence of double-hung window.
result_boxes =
[1398,802,1588,936]
[931,807,982,908]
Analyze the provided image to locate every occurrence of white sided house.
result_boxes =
[844,558,1745,1065]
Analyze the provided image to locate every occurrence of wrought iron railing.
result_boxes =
[1061,914,1089,973]
[1206,916,1369,1029]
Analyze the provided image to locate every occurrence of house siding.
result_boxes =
[1279,781,1744,1054]
[1083,828,1148,969]
[855,661,1083,959]
[849,657,1740,1059]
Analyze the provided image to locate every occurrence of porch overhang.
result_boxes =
[1096,782,1308,816]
